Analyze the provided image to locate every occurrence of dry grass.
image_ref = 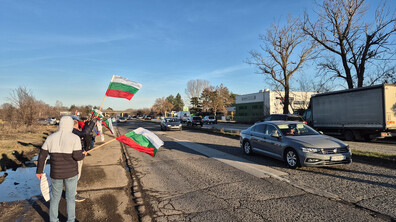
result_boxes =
[0,123,57,172]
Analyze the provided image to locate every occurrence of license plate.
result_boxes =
[330,156,345,161]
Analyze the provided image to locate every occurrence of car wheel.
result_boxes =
[243,141,252,155]
[285,148,300,169]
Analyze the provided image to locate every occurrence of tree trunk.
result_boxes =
[283,83,290,114]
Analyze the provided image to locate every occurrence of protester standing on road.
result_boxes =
[72,115,97,202]
[36,116,86,222]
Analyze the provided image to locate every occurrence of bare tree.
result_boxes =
[247,16,316,114]
[185,79,210,105]
[303,0,396,88]
[151,97,174,116]
[9,86,38,126]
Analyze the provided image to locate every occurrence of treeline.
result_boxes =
[151,80,236,117]
[0,87,106,127]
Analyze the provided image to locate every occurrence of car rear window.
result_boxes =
[193,117,202,120]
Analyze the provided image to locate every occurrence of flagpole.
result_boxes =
[99,95,107,112]
[99,75,115,112]
[87,138,117,153]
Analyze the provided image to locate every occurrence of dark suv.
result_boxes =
[187,116,203,127]
[263,114,306,123]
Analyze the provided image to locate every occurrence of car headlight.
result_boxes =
[302,147,321,153]
[167,125,171,127]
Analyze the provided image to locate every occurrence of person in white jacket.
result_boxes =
[36,116,87,222]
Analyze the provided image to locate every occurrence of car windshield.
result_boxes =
[165,118,178,122]
[277,123,319,136]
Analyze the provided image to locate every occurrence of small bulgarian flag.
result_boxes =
[116,127,163,157]
[102,118,114,134]
[105,75,142,100]
[91,109,104,120]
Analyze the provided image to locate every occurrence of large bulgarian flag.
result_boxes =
[102,118,114,134]
[116,127,163,157]
[105,75,142,100]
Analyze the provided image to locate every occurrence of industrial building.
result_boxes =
[235,89,315,123]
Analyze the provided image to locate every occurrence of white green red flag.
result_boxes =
[116,127,163,157]
[91,109,104,120]
[105,75,142,100]
[75,110,80,116]
[102,118,114,134]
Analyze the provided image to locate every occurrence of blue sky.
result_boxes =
[0,0,393,110]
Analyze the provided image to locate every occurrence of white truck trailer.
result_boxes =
[303,84,396,140]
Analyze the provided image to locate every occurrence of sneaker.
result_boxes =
[75,195,86,202]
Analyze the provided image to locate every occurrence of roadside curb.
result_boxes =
[116,126,154,222]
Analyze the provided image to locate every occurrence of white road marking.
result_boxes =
[166,136,289,182]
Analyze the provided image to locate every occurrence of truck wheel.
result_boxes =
[344,130,355,141]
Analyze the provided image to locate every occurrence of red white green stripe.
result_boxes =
[91,109,104,119]
[105,75,142,100]
[102,118,114,134]
[116,127,163,157]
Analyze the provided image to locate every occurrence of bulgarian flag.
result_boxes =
[116,127,163,157]
[91,109,104,120]
[102,118,114,134]
[105,75,142,100]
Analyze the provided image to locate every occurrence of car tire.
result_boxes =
[285,148,300,169]
[344,130,355,141]
[243,141,253,155]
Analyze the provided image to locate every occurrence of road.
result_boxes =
[119,120,396,221]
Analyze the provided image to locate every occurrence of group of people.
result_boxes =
[36,114,99,222]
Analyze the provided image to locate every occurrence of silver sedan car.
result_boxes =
[160,117,182,131]
[240,121,351,168]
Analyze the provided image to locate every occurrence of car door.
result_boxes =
[250,124,267,151]
[262,124,283,159]
[249,124,265,150]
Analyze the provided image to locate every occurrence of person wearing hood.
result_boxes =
[36,116,86,222]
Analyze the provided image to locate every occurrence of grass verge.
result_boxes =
[351,149,396,168]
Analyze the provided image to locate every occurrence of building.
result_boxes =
[235,89,315,123]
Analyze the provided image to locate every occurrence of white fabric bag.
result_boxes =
[40,158,51,202]
[40,173,51,201]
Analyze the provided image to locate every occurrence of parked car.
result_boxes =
[145,115,152,120]
[203,115,217,124]
[160,118,182,131]
[48,117,57,125]
[240,121,351,168]
[117,117,127,123]
[262,114,306,124]
[187,116,203,127]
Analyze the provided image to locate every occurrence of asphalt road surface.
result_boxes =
[118,120,396,222]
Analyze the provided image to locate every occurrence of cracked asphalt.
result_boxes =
[119,120,396,222]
